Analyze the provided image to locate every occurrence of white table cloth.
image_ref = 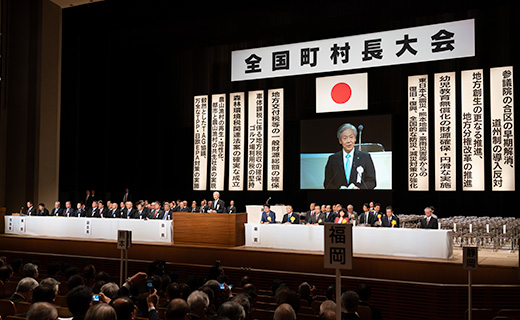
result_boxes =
[5,216,172,243]
[245,223,453,259]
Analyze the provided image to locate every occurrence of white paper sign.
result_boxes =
[461,69,485,190]
[490,66,515,191]
[408,75,429,191]
[324,223,353,270]
[232,19,475,81]
[435,72,456,191]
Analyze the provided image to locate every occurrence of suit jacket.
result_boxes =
[87,207,101,218]
[178,207,189,212]
[282,212,300,224]
[9,292,26,306]
[38,208,49,216]
[260,211,276,223]
[161,210,172,220]
[317,212,327,225]
[420,216,438,229]
[134,210,148,219]
[76,208,86,217]
[324,149,377,189]
[63,207,75,217]
[381,215,400,228]
[190,206,199,213]
[151,209,164,219]
[324,211,338,223]
[50,208,63,216]
[85,195,94,209]
[199,205,208,213]
[99,208,110,218]
[304,211,318,224]
[26,206,37,216]
[359,211,377,225]
[227,206,237,214]
[210,199,226,213]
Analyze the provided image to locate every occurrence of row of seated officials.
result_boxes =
[0,256,383,320]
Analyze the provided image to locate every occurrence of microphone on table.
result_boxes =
[358,124,364,151]
[20,207,24,215]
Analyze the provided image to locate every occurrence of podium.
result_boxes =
[172,212,247,247]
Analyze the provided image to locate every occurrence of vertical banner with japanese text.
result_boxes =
[435,72,456,191]
[228,93,245,191]
[193,95,208,190]
[461,69,485,190]
[267,89,284,191]
[408,75,429,191]
[210,94,226,191]
[490,66,515,191]
[247,91,264,191]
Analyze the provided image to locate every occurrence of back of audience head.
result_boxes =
[319,300,336,320]
[68,273,85,291]
[326,284,346,302]
[23,262,39,279]
[113,296,136,320]
[274,303,296,320]
[232,293,251,318]
[85,303,117,320]
[218,301,246,320]
[240,275,253,288]
[298,281,312,299]
[356,283,372,302]
[16,277,39,300]
[341,291,360,313]
[100,282,119,300]
[27,302,58,320]
[166,298,190,320]
[187,290,210,317]
[67,285,93,318]
[33,285,56,303]
[0,265,14,283]
[40,277,60,296]
[275,287,300,314]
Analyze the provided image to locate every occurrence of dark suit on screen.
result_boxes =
[420,216,438,229]
[324,149,377,189]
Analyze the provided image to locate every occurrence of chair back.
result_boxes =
[15,301,31,314]
[0,299,17,318]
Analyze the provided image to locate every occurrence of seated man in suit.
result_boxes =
[324,205,337,223]
[304,203,317,225]
[420,207,439,229]
[123,201,137,219]
[9,277,39,306]
[199,200,208,213]
[26,201,37,216]
[381,206,399,228]
[87,201,101,218]
[63,201,75,217]
[135,201,149,219]
[38,203,49,216]
[150,201,164,219]
[50,201,63,216]
[108,202,121,218]
[227,200,237,214]
[260,204,276,224]
[75,202,86,217]
[346,204,358,221]
[190,201,199,213]
[282,205,300,224]
[162,202,173,220]
[324,123,376,189]
[316,206,327,225]
[358,203,376,226]
[178,201,189,212]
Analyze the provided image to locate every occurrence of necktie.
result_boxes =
[345,154,351,184]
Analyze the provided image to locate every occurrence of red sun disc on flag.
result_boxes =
[330,82,352,104]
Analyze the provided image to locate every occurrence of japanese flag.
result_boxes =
[316,73,368,113]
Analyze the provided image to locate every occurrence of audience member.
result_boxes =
[23,262,39,279]
[27,302,58,320]
[32,285,56,303]
[187,290,210,320]
[10,277,39,306]
[218,301,245,320]
[356,284,382,320]
[84,303,117,320]
[165,298,191,320]
[274,303,297,320]
[67,285,93,320]
[341,291,361,320]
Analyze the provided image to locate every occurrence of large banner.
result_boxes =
[210,94,226,191]
[435,72,456,191]
[232,19,475,81]
[490,66,515,191]
[461,69,485,190]
[193,95,208,190]
[228,93,245,191]
[267,89,284,191]
[247,91,264,191]
[408,75,429,191]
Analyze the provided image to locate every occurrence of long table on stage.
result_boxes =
[245,223,453,259]
[172,212,247,247]
[4,216,173,242]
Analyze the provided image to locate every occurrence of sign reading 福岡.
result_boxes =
[267,89,284,191]
[228,93,245,191]
[461,70,485,191]
[232,19,475,81]
[193,95,208,191]
[210,94,226,191]
[435,72,456,191]
[247,91,264,191]
[408,75,429,191]
[490,66,515,191]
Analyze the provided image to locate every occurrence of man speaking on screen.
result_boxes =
[323,123,376,189]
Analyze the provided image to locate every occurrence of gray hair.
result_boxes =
[85,303,117,320]
[274,303,296,320]
[100,282,120,299]
[40,277,60,293]
[336,123,357,140]
[27,302,58,320]
[187,290,210,314]
[16,277,39,293]
[319,300,336,315]
[23,263,39,278]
